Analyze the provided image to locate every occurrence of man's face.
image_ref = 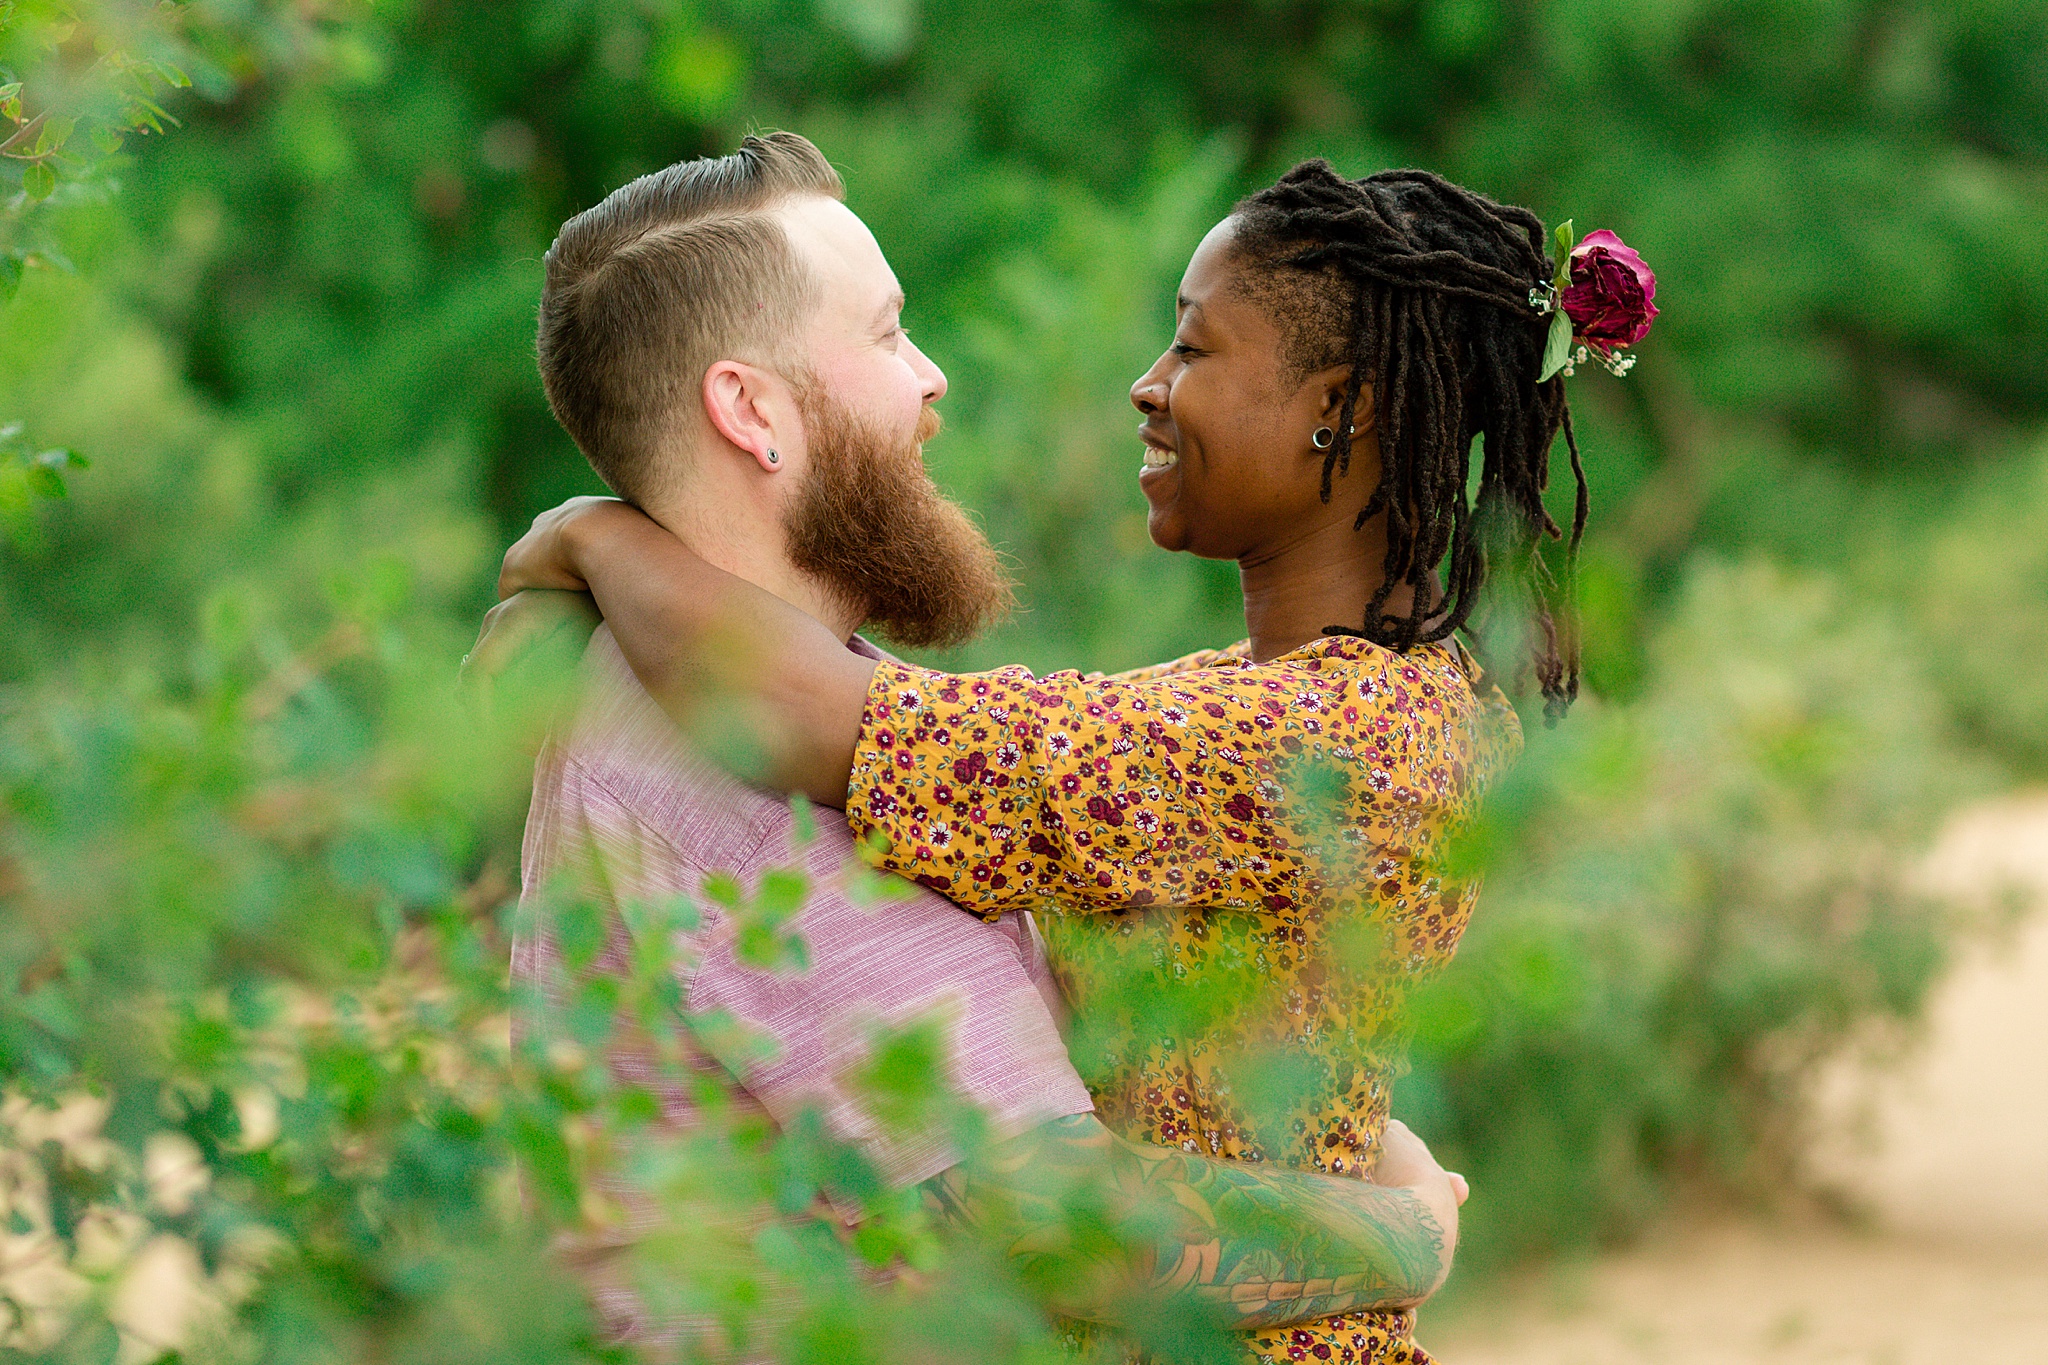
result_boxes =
[771,198,1011,648]
[776,197,946,455]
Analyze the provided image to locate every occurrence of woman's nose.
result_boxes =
[1130,357,1169,414]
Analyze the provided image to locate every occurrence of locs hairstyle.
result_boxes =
[1231,164,1589,718]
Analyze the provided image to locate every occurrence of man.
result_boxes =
[492,131,1464,1354]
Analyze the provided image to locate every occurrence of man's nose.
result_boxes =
[906,335,948,403]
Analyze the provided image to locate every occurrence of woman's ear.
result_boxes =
[703,361,800,474]
[1315,369,1375,436]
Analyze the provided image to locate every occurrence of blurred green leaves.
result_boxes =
[1410,554,1987,1268]
[0,420,85,541]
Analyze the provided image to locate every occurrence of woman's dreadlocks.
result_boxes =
[1231,162,1588,718]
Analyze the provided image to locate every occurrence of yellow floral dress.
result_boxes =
[846,634,1522,1364]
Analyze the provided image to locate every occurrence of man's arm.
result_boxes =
[922,1113,1460,1332]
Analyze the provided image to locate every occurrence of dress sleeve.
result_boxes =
[846,652,1394,920]
[1084,640,1250,684]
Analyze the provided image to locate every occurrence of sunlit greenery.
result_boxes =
[3,0,2044,1360]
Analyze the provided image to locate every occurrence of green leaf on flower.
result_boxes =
[23,162,55,201]
[1538,309,1574,383]
[1552,218,1575,291]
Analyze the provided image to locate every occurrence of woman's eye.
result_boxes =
[1171,342,1202,359]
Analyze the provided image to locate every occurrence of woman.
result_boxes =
[497,162,1648,1362]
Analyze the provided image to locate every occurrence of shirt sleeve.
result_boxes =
[848,648,1470,920]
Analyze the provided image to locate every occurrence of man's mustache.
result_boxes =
[916,405,943,445]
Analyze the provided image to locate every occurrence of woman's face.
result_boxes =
[1130,217,1367,560]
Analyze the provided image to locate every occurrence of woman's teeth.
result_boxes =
[1142,446,1178,470]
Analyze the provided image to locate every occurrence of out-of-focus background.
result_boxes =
[3,2,2046,1362]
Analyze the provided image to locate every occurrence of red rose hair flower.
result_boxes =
[1562,229,1658,353]
[1534,221,1658,380]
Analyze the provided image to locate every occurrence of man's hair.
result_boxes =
[536,132,844,502]
[1230,163,1589,719]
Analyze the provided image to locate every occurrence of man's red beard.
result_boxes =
[782,390,1014,649]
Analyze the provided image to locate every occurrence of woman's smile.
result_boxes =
[1138,422,1181,505]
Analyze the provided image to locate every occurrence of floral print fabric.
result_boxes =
[846,635,1521,1361]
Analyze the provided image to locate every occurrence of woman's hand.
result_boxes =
[497,495,634,599]
[461,589,602,691]
[484,494,878,807]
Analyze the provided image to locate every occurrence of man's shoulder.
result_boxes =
[545,625,800,873]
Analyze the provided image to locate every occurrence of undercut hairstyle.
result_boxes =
[1231,163,1589,719]
[536,132,843,503]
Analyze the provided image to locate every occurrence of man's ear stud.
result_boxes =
[766,449,780,465]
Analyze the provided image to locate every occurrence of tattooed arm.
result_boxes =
[922,1113,1459,1331]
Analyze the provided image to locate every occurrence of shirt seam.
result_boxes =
[554,752,734,1009]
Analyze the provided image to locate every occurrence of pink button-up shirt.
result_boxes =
[513,627,1091,1343]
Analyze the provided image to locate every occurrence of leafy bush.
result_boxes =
[0,586,1070,1364]
[1407,557,1985,1269]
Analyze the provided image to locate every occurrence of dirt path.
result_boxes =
[1426,794,2048,1365]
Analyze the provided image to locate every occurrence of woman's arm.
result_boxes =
[500,497,873,806]
[494,498,1466,924]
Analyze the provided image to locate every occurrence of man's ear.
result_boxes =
[702,360,801,475]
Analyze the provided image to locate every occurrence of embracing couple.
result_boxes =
[486,130,1640,1362]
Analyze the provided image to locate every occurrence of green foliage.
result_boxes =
[1,1,199,297]
[1409,557,1986,1269]
[2,0,2045,1357]
[0,420,85,545]
[0,573,1069,1362]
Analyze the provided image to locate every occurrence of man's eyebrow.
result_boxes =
[874,290,906,326]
